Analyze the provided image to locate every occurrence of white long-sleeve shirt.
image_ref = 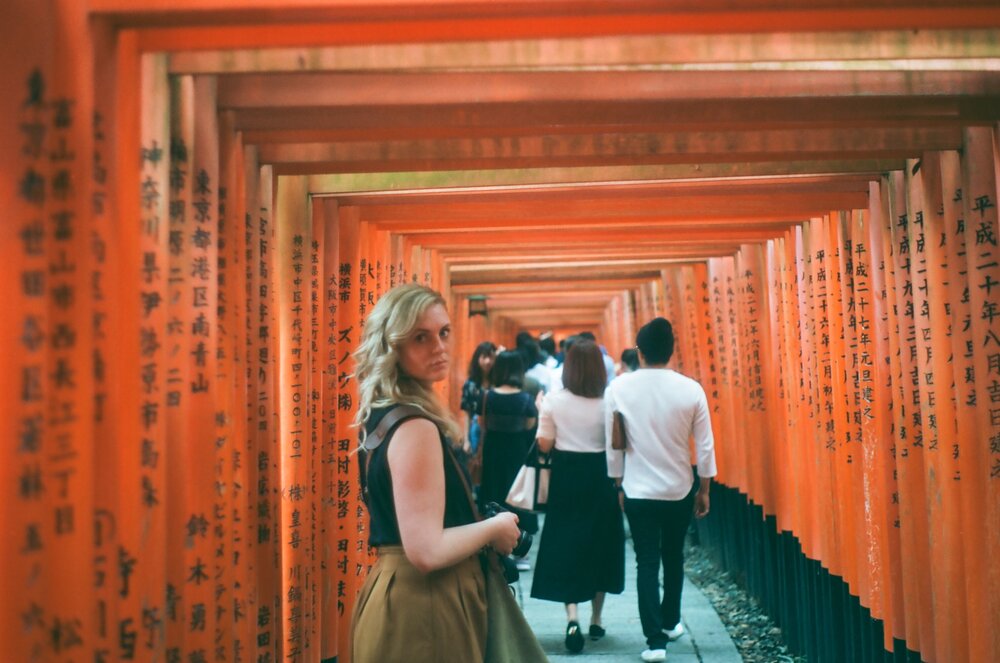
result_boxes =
[525,363,552,394]
[604,368,717,501]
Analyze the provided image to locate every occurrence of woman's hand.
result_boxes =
[487,511,521,555]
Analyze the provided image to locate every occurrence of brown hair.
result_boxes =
[562,340,606,398]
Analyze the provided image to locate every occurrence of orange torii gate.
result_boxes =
[2,2,999,663]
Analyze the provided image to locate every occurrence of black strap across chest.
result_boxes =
[361,405,481,521]
[362,404,426,452]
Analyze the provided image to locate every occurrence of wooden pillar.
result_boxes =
[959,127,1000,663]
[275,174,315,663]
[867,178,907,647]
[911,151,969,663]
[218,108,253,661]
[248,162,281,663]
[334,205,362,663]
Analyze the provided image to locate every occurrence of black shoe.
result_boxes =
[565,621,585,653]
[589,624,606,640]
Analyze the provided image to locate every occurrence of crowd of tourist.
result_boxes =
[350,283,717,663]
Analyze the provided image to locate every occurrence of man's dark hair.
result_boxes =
[561,334,581,354]
[636,317,674,365]
[577,331,597,342]
[515,331,535,349]
[539,335,556,357]
[518,338,543,369]
[490,350,525,388]
[620,348,640,372]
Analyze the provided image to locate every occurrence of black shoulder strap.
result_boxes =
[362,404,426,451]
[361,404,483,522]
[360,405,425,505]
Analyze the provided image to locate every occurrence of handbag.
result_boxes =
[611,410,628,450]
[505,442,550,512]
[482,551,549,663]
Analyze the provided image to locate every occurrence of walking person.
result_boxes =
[349,283,526,662]
[477,350,539,566]
[618,347,640,375]
[604,317,717,663]
[460,341,497,488]
[531,339,625,653]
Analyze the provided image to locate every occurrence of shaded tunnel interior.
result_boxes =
[2,2,1000,662]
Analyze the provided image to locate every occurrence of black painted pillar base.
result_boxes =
[692,483,924,663]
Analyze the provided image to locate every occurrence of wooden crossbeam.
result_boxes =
[336,174,875,204]
[169,30,1000,74]
[260,127,961,174]
[451,265,675,285]
[345,192,867,222]
[235,97,1000,141]
[219,71,1000,108]
[440,247,738,262]
[302,160,905,192]
[451,277,661,294]
[95,2,1000,43]
[409,226,784,248]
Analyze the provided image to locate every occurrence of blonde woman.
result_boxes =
[350,283,522,662]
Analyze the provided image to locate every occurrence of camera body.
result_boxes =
[481,501,532,583]
[481,501,533,558]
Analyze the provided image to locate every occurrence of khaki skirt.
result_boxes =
[350,546,488,663]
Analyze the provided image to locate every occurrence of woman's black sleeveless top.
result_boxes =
[363,406,477,547]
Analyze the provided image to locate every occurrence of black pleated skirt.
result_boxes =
[478,428,539,532]
[530,449,625,603]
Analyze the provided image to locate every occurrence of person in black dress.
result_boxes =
[460,341,496,487]
[477,350,539,554]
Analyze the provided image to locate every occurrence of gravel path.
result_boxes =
[684,541,807,663]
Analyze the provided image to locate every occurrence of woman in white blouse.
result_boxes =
[530,339,625,653]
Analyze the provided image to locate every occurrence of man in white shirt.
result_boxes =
[577,331,616,385]
[604,317,717,663]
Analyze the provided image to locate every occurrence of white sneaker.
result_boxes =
[640,648,667,662]
[666,622,684,640]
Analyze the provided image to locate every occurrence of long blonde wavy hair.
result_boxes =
[353,282,462,444]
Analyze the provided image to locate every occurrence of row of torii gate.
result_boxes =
[2,2,999,662]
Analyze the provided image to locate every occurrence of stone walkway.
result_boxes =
[513,516,743,662]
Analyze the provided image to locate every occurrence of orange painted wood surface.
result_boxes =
[2,4,999,663]
[959,126,1000,662]
[2,4,57,660]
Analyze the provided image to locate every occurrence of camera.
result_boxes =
[481,501,532,583]
[482,501,533,558]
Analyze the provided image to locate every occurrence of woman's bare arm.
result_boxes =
[459,409,472,452]
[389,418,520,573]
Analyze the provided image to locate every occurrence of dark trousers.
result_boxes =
[624,492,694,648]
